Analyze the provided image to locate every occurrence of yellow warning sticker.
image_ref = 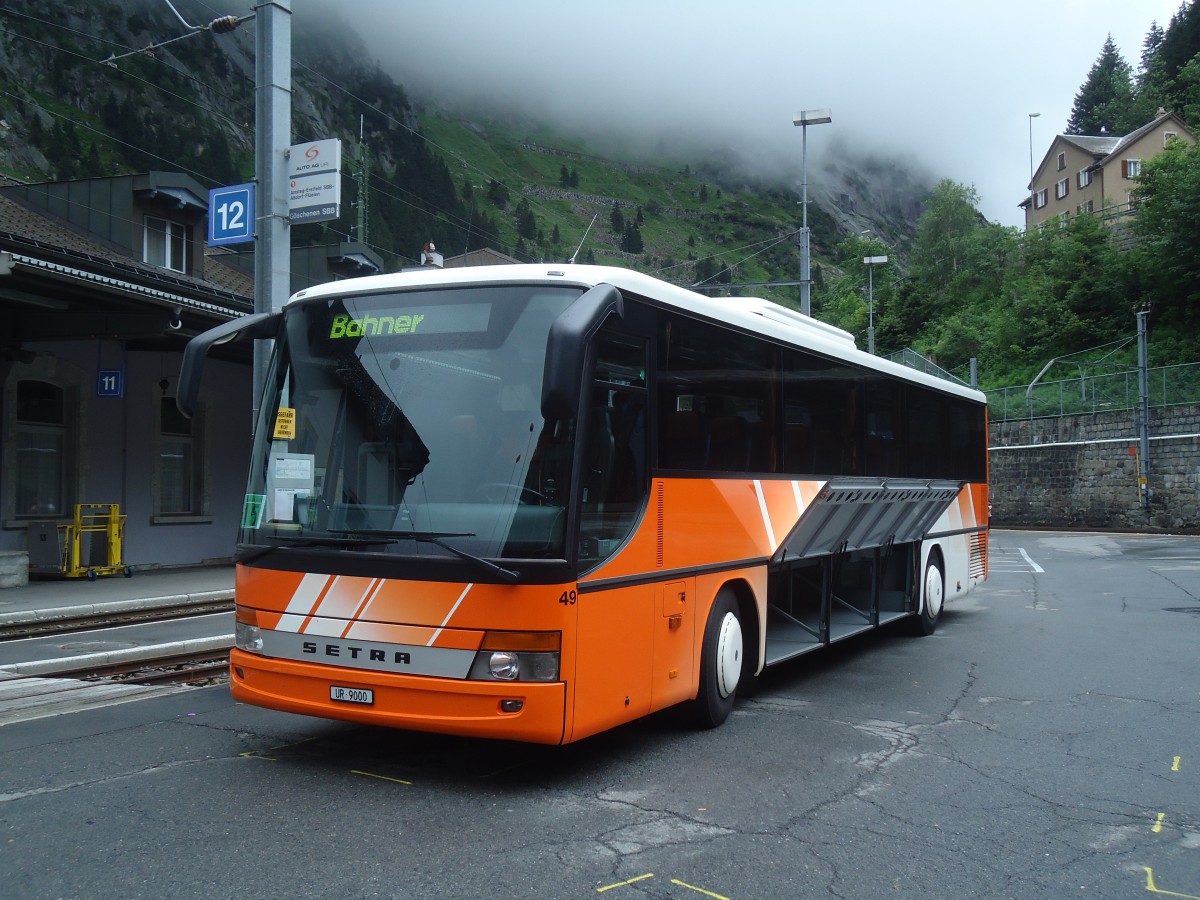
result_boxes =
[273,407,296,439]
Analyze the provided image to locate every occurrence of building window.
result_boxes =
[1077,200,1094,215]
[15,380,70,517]
[1164,131,1178,146]
[1058,212,1070,227]
[1122,159,1141,179]
[144,217,188,273]
[158,396,200,515]
[1055,178,1070,200]
[1057,151,1066,171]
[1034,189,1048,209]
[1077,168,1092,188]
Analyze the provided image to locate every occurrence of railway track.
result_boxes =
[0,597,234,641]
[0,596,235,725]
[1,594,234,690]
[75,649,231,687]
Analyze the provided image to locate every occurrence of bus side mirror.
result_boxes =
[541,284,624,420]
[177,310,282,419]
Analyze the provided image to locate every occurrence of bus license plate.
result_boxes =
[330,685,374,705]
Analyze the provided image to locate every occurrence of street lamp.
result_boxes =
[1027,112,1040,230]
[863,255,887,355]
[793,108,832,317]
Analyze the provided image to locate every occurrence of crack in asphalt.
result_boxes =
[591,789,737,857]
[0,756,210,803]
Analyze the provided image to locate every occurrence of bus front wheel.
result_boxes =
[910,554,944,636]
[690,588,743,728]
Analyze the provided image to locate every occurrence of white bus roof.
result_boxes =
[289,264,985,404]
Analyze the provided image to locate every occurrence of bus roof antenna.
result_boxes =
[569,215,597,265]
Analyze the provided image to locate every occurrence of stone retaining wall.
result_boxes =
[989,404,1200,530]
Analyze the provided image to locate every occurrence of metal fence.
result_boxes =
[885,348,970,386]
[986,361,1200,421]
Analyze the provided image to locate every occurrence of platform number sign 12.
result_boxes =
[208,182,256,247]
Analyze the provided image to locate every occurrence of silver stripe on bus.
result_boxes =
[260,629,474,679]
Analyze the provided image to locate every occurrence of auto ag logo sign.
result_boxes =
[287,138,342,223]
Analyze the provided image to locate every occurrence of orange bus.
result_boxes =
[178,264,988,744]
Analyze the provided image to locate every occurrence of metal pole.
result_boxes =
[253,0,291,425]
[799,123,810,317]
[1027,112,1040,230]
[793,109,829,318]
[867,261,874,355]
[862,255,886,355]
[1136,306,1151,510]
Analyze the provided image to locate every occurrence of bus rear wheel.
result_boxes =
[909,554,944,636]
[690,588,743,728]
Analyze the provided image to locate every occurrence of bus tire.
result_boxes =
[909,552,944,636]
[690,588,743,728]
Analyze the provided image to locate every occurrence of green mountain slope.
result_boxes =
[418,111,828,294]
[0,0,928,319]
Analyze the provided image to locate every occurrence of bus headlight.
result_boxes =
[235,621,263,653]
[488,651,520,680]
[234,607,264,653]
[467,631,560,682]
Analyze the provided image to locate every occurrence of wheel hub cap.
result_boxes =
[715,612,743,698]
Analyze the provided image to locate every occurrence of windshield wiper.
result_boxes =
[237,533,398,564]
[337,529,520,584]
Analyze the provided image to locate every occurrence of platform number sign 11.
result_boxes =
[97,368,124,398]
[208,182,255,247]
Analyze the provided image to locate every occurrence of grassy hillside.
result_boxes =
[416,111,835,308]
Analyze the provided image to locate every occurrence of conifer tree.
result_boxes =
[1066,35,1136,135]
[610,203,625,234]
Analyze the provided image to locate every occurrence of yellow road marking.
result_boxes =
[1153,813,1166,833]
[1143,867,1200,898]
[671,878,731,899]
[1173,756,1182,772]
[351,769,412,785]
[240,736,319,760]
[597,874,654,892]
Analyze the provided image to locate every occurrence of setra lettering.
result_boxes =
[299,639,409,667]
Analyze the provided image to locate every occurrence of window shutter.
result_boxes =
[1121,160,1129,178]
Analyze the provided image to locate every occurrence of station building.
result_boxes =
[0,171,380,572]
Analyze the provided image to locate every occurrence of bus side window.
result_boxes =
[663,409,706,469]
[580,332,649,567]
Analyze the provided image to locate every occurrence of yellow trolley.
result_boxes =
[54,503,131,580]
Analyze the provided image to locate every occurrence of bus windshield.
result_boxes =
[242,284,583,562]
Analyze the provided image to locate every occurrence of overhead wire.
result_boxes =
[686,230,800,286]
[3,2,682,269]
[2,1,763,283]
[0,7,255,125]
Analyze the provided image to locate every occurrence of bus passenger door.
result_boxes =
[652,579,695,709]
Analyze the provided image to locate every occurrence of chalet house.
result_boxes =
[0,171,380,572]
[1022,109,1196,230]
